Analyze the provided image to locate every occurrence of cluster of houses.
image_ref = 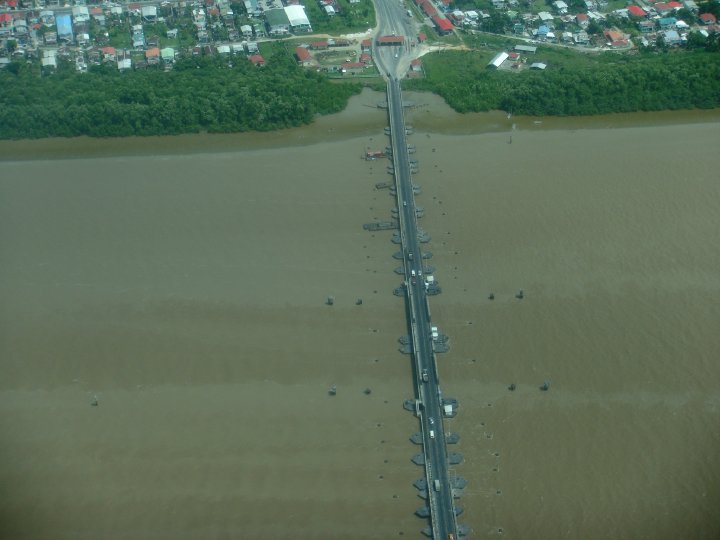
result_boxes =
[434,0,718,49]
[0,0,284,72]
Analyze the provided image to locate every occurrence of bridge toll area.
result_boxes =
[363,78,469,539]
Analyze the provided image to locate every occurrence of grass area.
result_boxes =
[304,0,376,34]
[314,48,360,66]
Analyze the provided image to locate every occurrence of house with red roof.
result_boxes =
[699,13,716,24]
[417,32,427,42]
[145,47,160,65]
[432,15,454,34]
[101,46,116,61]
[359,52,372,65]
[248,54,265,66]
[341,61,365,74]
[0,12,12,28]
[628,5,646,17]
[295,46,312,66]
[604,28,625,42]
[310,41,328,50]
[360,38,372,52]
[575,13,589,27]
[654,2,681,15]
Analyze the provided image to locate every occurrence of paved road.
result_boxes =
[372,0,416,79]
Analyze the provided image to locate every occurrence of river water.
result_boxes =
[1,90,719,539]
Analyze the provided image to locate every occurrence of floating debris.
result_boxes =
[326,296,334,306]
[90,395,99,407]
[488,292,495,300]
[516,289,524,299]
[508,383,516,391]
[328,385,337,396]
[364,387,372,395]
[355,298,363,305]
[540,380,550,391]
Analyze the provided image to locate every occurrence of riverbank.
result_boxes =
[3,88,720,162]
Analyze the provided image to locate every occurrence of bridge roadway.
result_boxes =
[384,78,459,540]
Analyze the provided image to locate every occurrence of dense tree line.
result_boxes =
[0,46,361,139]
[405,50,720,116]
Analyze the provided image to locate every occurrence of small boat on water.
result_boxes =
[365,150,386,160]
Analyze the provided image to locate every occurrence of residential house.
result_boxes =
[244,0,261,16]
[340,61,365,74]
[410,58,422,72]
[141,6,157,22]
[161,47,175,63]
[240,24,253,37]
[39,10,55,26]
[536,24,550,39]
[662,29,681,44]
[101,46,116,61]
[246,41,259,54]
[359,52,372,65]
[360,38,372,52]
[248,53,265,66]
[552,0,568,14]
[41,48,57,71]
[167,28,178,39]
[13,18,28,37]
[575,12,589,27]
[538,11,554,22]
[659,16,677,28]
[0,13,14,37]
[145,47,160,65]
[628,5,646,17]
[573,30,590,44]
[655,2,682,16]
[117,57,132,70]
[295,46,312,65]
[44,31,57,44]
[72,6,89,23]
[699,13,716,25]
[638,20,655,32]
[604,28,624,41]
[265,8,290,35]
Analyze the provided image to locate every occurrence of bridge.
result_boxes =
[384,76,461,540]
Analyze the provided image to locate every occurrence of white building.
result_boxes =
[487,51,509,68]
[72,6,90,23]
[141,6,158,22]
[284,5,312,32]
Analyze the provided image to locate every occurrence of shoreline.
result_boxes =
[1,88,719,161]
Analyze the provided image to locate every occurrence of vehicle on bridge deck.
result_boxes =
[434,479,441,491]
[422,369,429,382]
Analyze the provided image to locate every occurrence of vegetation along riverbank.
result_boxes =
[0,45,361,139]
[405,44,720,116]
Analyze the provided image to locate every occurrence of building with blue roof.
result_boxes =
[56,13,73,41]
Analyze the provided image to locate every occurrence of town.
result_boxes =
[1,0,718,74]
